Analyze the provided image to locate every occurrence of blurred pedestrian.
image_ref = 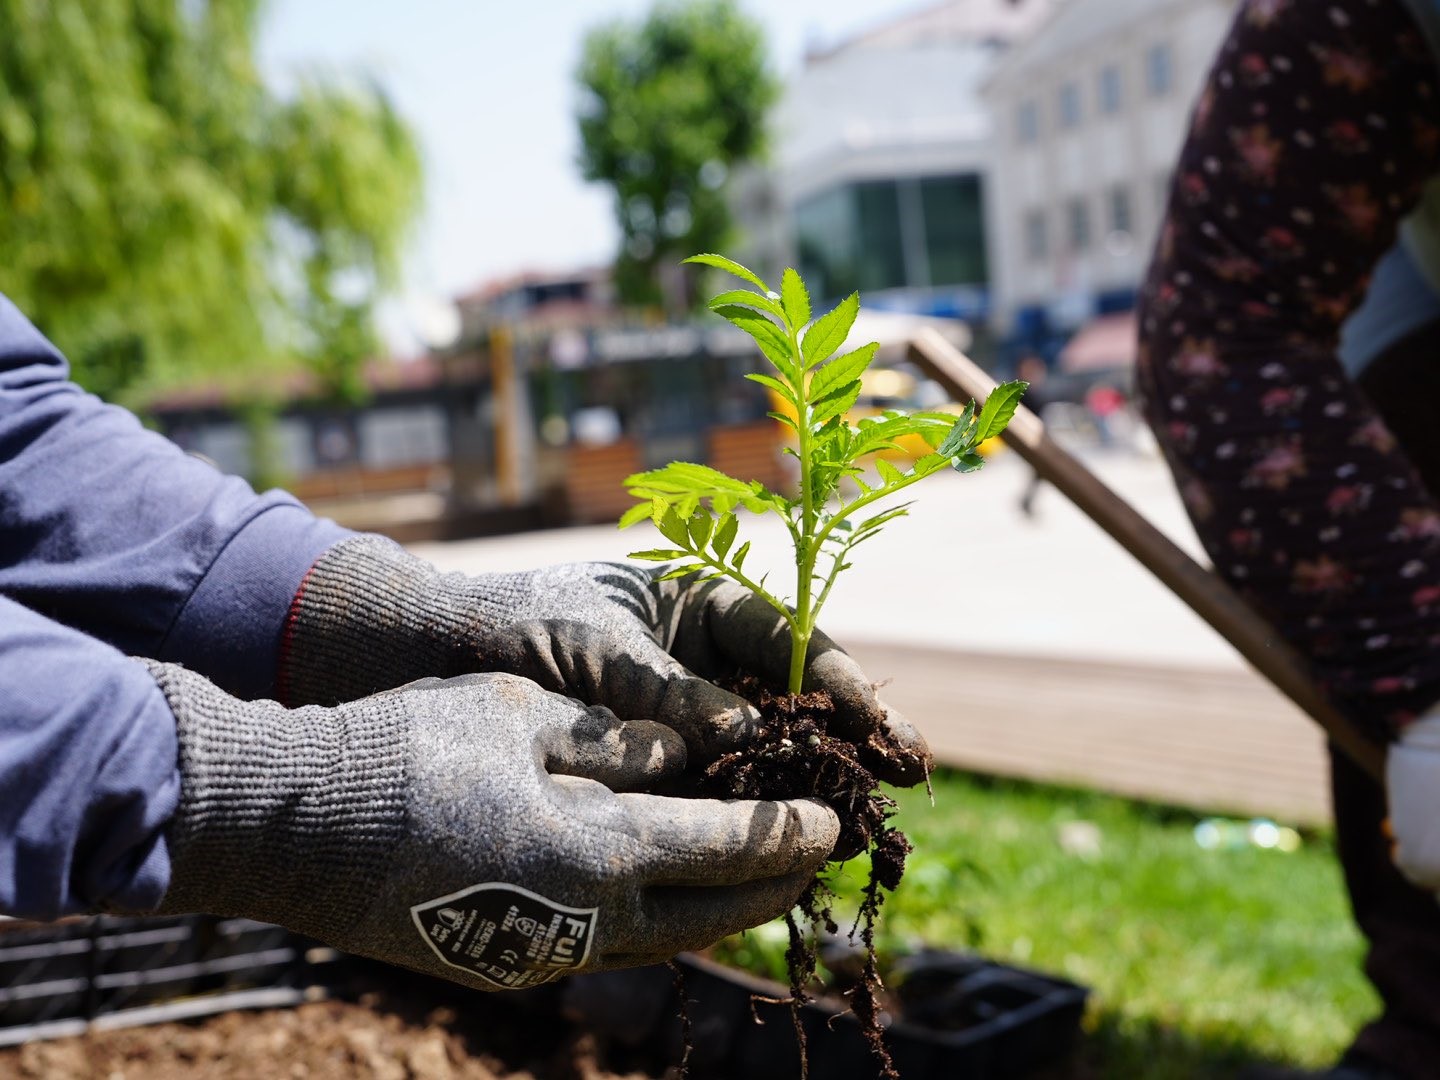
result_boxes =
[1138,0,1440,1075]
[1016,353,1053,519]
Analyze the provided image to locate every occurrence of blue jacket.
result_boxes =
[0,295,348,920]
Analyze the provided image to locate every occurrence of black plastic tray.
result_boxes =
[0,914,338,1046]
[560,948,1089,1079]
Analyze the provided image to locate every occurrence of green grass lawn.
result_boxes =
[720,768,1378,1079]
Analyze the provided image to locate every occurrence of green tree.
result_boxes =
[575,0,776,311]
[0,0,422,404]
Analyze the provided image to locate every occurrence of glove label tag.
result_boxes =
[411,882,597,989]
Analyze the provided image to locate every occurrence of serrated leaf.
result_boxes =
[683,253,769,293]
[809,341,877,403]
[768,410,799,433]
[714,493,736,514]
[974,379,1029,443]
[708,289,785,321]
[629,548,693,561]
[676,493,699,518]
[714,305,798,381]
[626,461,757,500]
[801,293,859,369]
[618,503,652,530]
[857,504,912,532]
[780,268,810,329]
[687,509,713,549]
[657,563,707,581]
[938,416,974,458]
[658,506,689,547]
[811,380,863,425]
[952,451,986,473]
[746,372,797,406]
[712,513,738,559]
[875,458,907,487]
[731,540,751,573]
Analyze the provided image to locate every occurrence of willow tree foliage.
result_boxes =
[0,0,422,403]
[575,0,776,311]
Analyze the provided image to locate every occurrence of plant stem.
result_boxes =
[789,319,814,696]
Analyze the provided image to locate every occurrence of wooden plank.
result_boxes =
[846,642,1333,825]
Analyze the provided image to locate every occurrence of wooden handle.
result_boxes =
[907,327,1385,782]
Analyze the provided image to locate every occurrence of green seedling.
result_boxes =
[620,253,1026,695]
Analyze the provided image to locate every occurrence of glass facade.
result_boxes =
[794,174,987,302]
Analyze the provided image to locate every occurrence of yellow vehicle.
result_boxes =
[765,364,1004,462]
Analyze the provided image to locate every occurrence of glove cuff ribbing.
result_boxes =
[277,535,534,706]
[145,660,407,937]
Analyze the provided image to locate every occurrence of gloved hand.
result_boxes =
[279,535,931,784]
[140,661,839,989]
[1387,713,1440,891]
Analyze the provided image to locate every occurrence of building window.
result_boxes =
[1067,198,1092,252]
[1024,210,1048,262]
[1146,43,1173,97]
[1016,99,1039,144]
[1098,64,1123,115]
[1107,184,1133,235]
[918,174,988,286]
[796,176,986,301]
[1057,82,1082,129]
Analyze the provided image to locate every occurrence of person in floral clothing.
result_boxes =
[1139,0,1440,1076]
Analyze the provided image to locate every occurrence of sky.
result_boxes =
[257,0,915,348]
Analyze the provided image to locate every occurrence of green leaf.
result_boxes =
[625,461,757,500]
[713,305,798,381]
[780,268,810,329]
[712,513,738,559]
[714,493,737,514]
[857,503,912,533]
[875,457,907,487]
[628,548,693,561]
[801,293,860,369]
[809,341,877,403]
[974,379,1029,443]
[768,410,800,433]
[687,509,713,549]
[708,289,786,321]
[657,506,690,547]
[731,540,751,573]
[938,416,975,459]
[618,502,652,530]
[657,563,707,581]
[746,372,797,406]
[811,380,863,425]
[683,253,769,293]
[952,451,986,473]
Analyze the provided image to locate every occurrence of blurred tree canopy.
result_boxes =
[575,0,776,311]
[0,0,422,403]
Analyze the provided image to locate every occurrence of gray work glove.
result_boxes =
[279,535,931,784]
[140,661,838,990]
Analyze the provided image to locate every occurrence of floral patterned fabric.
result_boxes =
[1137,0,1440,743]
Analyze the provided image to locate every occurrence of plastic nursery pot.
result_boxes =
[560,948,1090,1080]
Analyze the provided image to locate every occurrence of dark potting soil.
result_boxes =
[689,676,920,1080]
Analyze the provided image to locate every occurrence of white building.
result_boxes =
[732,0,1054,321]
[981,0,1236,344]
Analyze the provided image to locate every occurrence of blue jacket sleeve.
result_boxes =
[1,595,179,918]
[0,294,351,699]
